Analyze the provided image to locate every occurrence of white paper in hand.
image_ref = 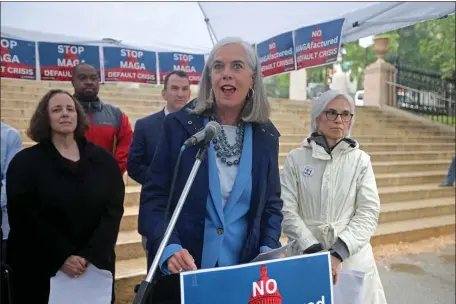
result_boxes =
[49,264,113,304]
[250,240,295,263]
[333,269,365,304]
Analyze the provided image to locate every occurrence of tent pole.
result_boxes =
[351,2,403,28]
[197,2,218,46]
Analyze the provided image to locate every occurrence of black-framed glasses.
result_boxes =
[324,110,353,122]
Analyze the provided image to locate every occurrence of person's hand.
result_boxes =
[167,249,197,273]
[330,255,342,285]
[61,255,88,278]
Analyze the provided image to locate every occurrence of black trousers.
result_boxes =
[1,240,12,304]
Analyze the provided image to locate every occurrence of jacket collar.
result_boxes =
[40,136,102,163]
[75,95,102,112]
[303,133,358,160]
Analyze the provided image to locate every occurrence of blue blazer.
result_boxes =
[138,101,283,272]
[127,109,165,185]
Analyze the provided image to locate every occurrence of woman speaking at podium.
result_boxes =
[280,90,387,303]
[139,37,283,275]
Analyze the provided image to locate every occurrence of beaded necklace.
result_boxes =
[210,115,245,166]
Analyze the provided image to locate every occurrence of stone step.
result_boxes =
[125,175,140,187]
[379,197,455,223]
[280,134,455,144]
[368,150,455,162]
[120,194,456,235]
[122,183,455,209]
[278,142,455,155]
[120,206,140,231]
[378,183,455,204]
[116,230,143,261]
[115,258,146,304]
[275,126,451,136]
[372,160,452,174]
[0,96,167,109]
[0,82,164,93]
[7,118,448,138]
[125,186,141,207]
[1,86,163,100]
[279,150,454,165]
[371,214,455,246]
[375,170,447,187]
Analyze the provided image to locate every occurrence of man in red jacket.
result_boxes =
[72,63,133,175]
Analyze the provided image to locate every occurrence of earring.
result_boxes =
[247,88,255,99]
[210,88,215,101]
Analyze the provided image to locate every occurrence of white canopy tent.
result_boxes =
[1,1,454,54]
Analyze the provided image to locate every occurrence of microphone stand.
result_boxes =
[133,142,210,304]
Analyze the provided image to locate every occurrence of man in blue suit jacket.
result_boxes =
[127,71,191,185]
[127,71,191,267]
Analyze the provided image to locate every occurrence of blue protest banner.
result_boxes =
[1,37,36,80]
[294,18,345,70]
[158,52,205,85]
[256,31,295,78]
[38,42,100,81]
[103,47,157,84]
[181,252,333,304]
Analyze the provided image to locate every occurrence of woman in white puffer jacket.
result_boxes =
[281,90,387,303]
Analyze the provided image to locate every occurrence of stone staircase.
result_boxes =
[1,78,455,303]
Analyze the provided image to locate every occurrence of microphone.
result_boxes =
[183,121,221,147]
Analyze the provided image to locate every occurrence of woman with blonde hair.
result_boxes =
[281,90,387,303]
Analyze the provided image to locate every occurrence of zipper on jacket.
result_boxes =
[88,102,95,139]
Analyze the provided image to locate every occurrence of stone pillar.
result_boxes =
[363,36,397,107]
[330,66,350,95]
[289,69,307,101]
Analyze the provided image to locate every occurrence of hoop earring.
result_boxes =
[247,88,255,100]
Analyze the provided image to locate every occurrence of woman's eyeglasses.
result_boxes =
[324,110,353,122]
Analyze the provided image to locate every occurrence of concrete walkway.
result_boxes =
[376,236,455,304]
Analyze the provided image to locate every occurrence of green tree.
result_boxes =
[342,14,455,87]
[263,73,290,98]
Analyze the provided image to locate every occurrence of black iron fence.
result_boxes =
[391,63,456,126]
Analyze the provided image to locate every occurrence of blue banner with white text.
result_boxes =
[38,42,100,81]
[1,37,36,80]
[294,18,345,70]
[181,252,333,304]
[103,46,157,84]
[257,31,295,77]
[158,52,205,85]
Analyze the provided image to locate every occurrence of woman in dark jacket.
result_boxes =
[6,89,125,304]
[139,37,284,281]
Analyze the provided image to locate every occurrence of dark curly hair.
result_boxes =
[27,89,89,142]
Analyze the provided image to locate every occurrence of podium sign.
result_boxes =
[180,252,333,304]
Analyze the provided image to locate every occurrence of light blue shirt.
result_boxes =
[1,122,22,240]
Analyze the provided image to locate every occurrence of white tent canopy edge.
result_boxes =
[1,2,454,54]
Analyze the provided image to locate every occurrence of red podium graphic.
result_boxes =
[249,265,283,304]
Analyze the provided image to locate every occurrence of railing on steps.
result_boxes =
[385,63,456,126]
